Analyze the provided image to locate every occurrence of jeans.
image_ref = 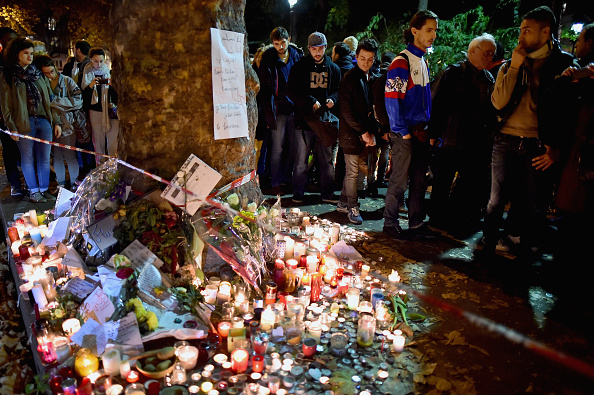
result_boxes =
[270,114,295,187]
[384,134,431,228]
[483,133,552,245]
[340,153,359,208]
[53,133,79,185]
[17,117,52,193]
[292,128,335,198]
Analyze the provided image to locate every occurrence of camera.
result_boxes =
[96,78,110,84]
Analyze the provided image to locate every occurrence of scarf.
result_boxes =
[13,64,43,114]
[81,62,111,132]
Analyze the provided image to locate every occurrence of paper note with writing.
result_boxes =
[70,318,106,356]
[104,312,143,353]
[160,154,222,215]
[122,239,165,270]
[211,28,249,140]
[63,277,96,299]
[97,266,124,299]
[138,263,165,294]
[61,248,86,269]
[55,187,75,217]
[79,287,115,325]
[40,216,72,247]
[87,215,117,251]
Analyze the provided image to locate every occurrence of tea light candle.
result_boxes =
[201,382,214,393]
[286,259,298,269]
[302,216,310,226]
[178,345,199,370]
[126,370,139,383]
[231,349,249,373]
[393,330,405,353]
[378,370,389,379]
[188,385,200,394]
[388,270,400,285]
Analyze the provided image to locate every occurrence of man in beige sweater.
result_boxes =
[477,6,578,258]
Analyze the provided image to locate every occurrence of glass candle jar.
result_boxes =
[74,348,99,377]
[329,330,348,356]
[357,314,376,347]
[347,287,360,310]
[53,336,71,364]
[230,348,249,373]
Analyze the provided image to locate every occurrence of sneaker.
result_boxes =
[42,191,57,201]
[292,194,304,203]
[321,195,340,204]
[10,186,23,196]
[348,207,363,225]
[383,225,405,239]
[336,201,349,213]
[29,192,47,203]
[408,223,439,239]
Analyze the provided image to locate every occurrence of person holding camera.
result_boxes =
[81,47,119,161]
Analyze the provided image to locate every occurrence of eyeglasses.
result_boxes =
[476,46,495,59]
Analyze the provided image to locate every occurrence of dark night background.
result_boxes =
[245,0,594,54]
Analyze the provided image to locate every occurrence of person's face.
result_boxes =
[575,29,592,59]
[41,65,58,80]
[356,49,375,73]
[91,54,105,70]
[18,47,34,68]
[470,41,496,70]
[74,47,85,62]
[412,19,438,51]
[518,19,550,53]
[273,39,288,55]
[309,45,326,63]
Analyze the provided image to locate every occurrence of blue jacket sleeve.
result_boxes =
[384,57,410,136]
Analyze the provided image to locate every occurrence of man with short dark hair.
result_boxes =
[383,10,440,239]
[257,27,303,195]
[63,40,91,87]
[287,31,341,204]
[575,23,594,67]
[336,38,379,224]
[478,6,578,256]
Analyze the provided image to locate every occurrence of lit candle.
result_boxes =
[201,382,214,393]
[302,216,310,226]
[204,284,218,304]
[361,264,370,278]
[293,242,306,260]
[260,308,276,331]
[393,330,405,353]
[120,356,131,378]
[126,370,139,383]
[388,270,400,285]
[217,321,231,338]
[252,355,264,373]
[286,258,298,269]
[301,272,310,286]
[177,345,199,370]
[102,348,121,376]
[347,288,360,310]
[217,282,232,304]
[62,318,81,336]
[213,353,227,365]
[378,370,389,379]
[306,256,318,273]
[230,348,249,373]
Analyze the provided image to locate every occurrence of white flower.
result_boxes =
[247,202,257,212]
[227,193,239,207]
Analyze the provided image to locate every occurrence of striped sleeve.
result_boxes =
[384,57,411,136]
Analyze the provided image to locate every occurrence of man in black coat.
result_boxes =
[336,38,380,224]
[63,40,91,88]
[287,32,341,204]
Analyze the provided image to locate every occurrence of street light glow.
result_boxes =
[288,0,298,8]
[572,23,583,34]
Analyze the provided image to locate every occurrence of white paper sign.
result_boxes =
[63,277,97,299]
[55,187,75,217]
[122,239,165,270]
[61,248,86,269]
[40,216,72,247]
[160,154,222,215]
[104,312,143,352]
[211,28,249,140]
[87,215,117,251]
[70,318,106,356]
[79,287,115,325]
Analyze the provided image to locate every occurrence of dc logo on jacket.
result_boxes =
[310,72,328,89]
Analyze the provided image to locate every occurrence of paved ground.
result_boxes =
[1,156,593,393]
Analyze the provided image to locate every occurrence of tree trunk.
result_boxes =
[110,0,261,202]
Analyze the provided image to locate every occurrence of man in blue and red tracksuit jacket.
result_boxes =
[383,10,440,239]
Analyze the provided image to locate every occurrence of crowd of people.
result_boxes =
[253,7,594,259]
[0,28,118,203]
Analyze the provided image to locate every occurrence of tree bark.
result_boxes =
[110,0,261,201]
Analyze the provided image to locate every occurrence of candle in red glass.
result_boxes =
[218,321,232,338]
[231,348,249,373]
[310,273,322,303]
[8,227,19,243]
[18,244,30,260]
[302,338,317,357]
[49,375,63,395]
[274,260,285,291]
[252,355,264,373]
[126,370,139,383]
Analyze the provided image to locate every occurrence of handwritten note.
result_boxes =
[121,239,165,270]
[87,215,117,251]
[70,318,106,356]
[211,28,249,140]
[61,248,86,269]
[63,277,97,299]
[104,312,143,353]
[160,154,222,216]
[79,287,115,325]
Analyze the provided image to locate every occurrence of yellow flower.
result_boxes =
[154,287,164,296]
[146,311,159,331]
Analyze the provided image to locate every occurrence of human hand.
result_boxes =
[362,132,375,147]
[382,132,390,141]
[313,101,321,111]
[532,145,559,171]
[89,77,99,89]
[510,43,527,69]
[10,131,19,142]
[54,124,62,138]
[326,99,334,109]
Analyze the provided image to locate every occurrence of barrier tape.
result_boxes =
[3,128,594,380]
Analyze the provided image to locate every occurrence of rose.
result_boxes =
[116,267,135,279]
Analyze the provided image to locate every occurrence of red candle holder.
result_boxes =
[231,348,249,373]
[252,355,264,373]
[302,338,317,357]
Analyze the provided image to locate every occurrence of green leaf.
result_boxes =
[407,313,427,322]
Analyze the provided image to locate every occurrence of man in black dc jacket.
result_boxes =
[336,38,380,224]
[287,32,341,204]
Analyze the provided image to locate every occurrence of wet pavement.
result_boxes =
[1,158,593,393]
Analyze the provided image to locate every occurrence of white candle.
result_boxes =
[284,236,295,261]
[217,281,232,304]
[178,346,199,370]
[306,256,318,273]
[120,356,131,378]
[361,264,370,278]
[62,318,81,336]
[204,284,218,304]
[260,308,276,331]
[293,242,306,260]
[388,270,400,285]
[102,348,121,376]
[393,330,405,352]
